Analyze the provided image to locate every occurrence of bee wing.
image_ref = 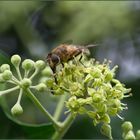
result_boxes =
[85,44,99,48]
[62,40,73,45]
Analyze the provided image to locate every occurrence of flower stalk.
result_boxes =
[24,88,60,130]
[52,114,74,140]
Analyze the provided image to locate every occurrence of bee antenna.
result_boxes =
[85,44,99,48]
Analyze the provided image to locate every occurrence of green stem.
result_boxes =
[24,88,60,130]
[51,114,74,140]
[11,76,20,85]
[24,70,29,78]
[0,86,19,96]
[29,69,38,80]
[53,94,67,121]
[17,89,23,104]
[16,67,22,80]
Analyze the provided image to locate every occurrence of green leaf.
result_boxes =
[22,123,55,139]
[0,51,10,65]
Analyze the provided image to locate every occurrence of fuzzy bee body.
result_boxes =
[46,44,97,74]
[51,44,82,62]
[47,44,82,73]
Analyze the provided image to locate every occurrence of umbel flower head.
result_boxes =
[45,57,131,138]
[0,55,46,116]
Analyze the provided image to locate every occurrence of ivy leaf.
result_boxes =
[0,93,55,139]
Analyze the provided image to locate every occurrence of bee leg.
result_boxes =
[73,56,79,65]
[79,54,86,67]
[61,62,64,68]
[51,67,58,84]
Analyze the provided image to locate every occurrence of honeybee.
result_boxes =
[46,44,97,74]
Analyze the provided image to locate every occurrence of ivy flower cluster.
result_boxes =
[0,55,46,115]
[45,58,131,138]
[0,54,132,139]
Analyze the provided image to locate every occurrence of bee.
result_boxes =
[46,44,97,74]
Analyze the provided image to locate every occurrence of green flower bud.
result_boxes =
[45,78,55,87]
[73,83,80,91]
[101,124,112,140]
[77,98,87,105]
[2,70,12,80]
[122,121,133,133]
[42,66,53,77]
[108,108,118,116]
[22,59,35,71]
[90,68,101,78]
[35,83,47,92]
[11,102,23,115]
[102,114,110,124]
[11,55,21,67]
[98,104,107,113]
[21,78,32,88]
[54,88,64,95]
[87,111,96,119]
[0,64,10,72]
[66,96,80,112]
[113,99,121,108]
[78,107,87,114]
[124,130,135,140]
[92,93,102,103]
[84,74,92,83]
[136,130,140,140]
[105,72,113,82]
[35,60,45,70]
[87,88,96,96]
[93,78,102,87]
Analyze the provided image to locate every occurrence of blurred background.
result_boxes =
[0,1,140,139]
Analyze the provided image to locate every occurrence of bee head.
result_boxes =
[46,53,60,69]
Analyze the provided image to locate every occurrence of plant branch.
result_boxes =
[15,67,22,80]
[51,114,74,140]
[29,69,38,80]
[17,89,23,104]
[53,94,67,121]
[0,86,19,96]
[24,88,60,130]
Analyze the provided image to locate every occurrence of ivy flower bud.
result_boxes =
[93,78,102,87]
[22,59,35,71]
[35,60,45,70]
[11,102,23,116]
[45,78,54,87]
[102,114,110,124]
[66,96,80,112]
[90,68,101,78]
[2,70,12,80]
[35,83,47,92]
[122,121,133,133]
[92,93,102,103]
[124,130,135,140]
[11,55,21,67]
[108,108,118,116]
[105,72,113,82]
[21,78,32,88]
[41,66,53,77]
[0,64,10,72]
[101,124,112,140]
